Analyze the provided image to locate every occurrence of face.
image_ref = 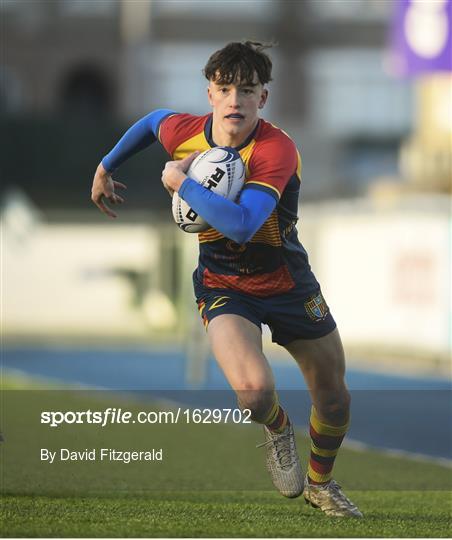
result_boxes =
[207,74,268,143]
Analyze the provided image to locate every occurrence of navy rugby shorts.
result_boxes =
[193,273,337,346]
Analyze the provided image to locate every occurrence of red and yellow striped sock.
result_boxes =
[308,406,348,485]
[262,394,289,434]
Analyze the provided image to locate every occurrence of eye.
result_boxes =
[242,88,253,95]
[220,87,229,94]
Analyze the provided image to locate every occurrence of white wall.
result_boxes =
[3,222,160,336]
[3,195,450,358]
[301,199,450,356]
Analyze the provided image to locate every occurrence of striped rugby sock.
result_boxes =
[262,394,289,433]
[308,406,348,485]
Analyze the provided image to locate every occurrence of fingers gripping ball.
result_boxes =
[172,147,245,233]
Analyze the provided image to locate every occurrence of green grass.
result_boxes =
[1,373,451,537]
[2,491,451,537]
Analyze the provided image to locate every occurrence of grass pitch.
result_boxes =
[2,491,451,538]
[1,373,451,537]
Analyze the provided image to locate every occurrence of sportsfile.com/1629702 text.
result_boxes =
[40,408,252,428]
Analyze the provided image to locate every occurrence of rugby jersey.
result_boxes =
[159,113,317,297]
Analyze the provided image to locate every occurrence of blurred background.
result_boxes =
[2,0,451,393]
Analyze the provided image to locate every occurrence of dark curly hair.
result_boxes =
[203,41,274,86]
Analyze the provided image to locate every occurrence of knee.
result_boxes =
[236,383,275,423]
[316,388,351,425]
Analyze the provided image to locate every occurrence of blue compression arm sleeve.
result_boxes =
[101,109,175,172]
[179,178,277,244]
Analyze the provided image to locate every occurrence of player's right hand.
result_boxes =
[91,163,127,219]
[161,151,199,196]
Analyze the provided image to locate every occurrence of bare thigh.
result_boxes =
[207,314,275,392]
[284,327,350,425]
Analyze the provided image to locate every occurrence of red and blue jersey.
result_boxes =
[158,113,318,297]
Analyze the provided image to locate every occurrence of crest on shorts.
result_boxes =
[304,291,329,321]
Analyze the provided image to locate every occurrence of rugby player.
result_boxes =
[91,41,362,518]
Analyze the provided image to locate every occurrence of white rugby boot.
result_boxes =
[257,424,304,498]
[303,475,363,517]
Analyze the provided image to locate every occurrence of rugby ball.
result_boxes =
[172,147,245,233]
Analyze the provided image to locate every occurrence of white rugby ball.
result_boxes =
[172,147,245,233]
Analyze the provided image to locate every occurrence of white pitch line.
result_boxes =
[342,436,452,469]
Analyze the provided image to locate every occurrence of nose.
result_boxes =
[228,88,240,109]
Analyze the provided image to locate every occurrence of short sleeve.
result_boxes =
[244,134,299,202]
[158,113,209,157]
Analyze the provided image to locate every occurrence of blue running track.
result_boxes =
[2,346,451,461]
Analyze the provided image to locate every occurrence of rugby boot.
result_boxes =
[303,475,363,517]
[257,424,304,498]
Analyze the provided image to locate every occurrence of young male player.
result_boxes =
[91,41,362,518]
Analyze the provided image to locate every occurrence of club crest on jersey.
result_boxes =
[304,291,329,321]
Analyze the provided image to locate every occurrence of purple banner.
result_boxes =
[388,0,452,77]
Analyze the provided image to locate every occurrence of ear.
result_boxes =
[258,88,268,109]
[207,85,214,107]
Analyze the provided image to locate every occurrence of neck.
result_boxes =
[211,118,259,148]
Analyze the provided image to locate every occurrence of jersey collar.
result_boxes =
[204,114,261,151]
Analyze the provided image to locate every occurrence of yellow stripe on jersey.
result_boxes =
[198,228,224,243]
[251,235,281,247]
[239,140,257,177]
[198,212,281,246]
[245,180,281,199]
[173,132,210,160]
[250,211,281,246]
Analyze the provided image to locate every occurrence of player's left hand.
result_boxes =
[161,151,199,196]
